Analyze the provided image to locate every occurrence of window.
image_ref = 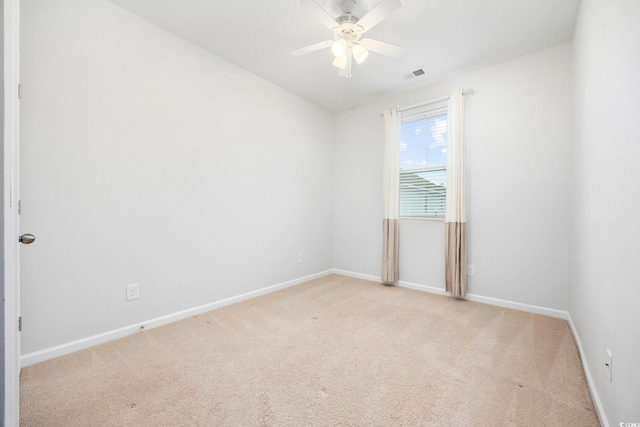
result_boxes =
[399,106,448,218]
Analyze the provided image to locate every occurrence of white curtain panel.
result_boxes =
[382,108,400,284]
[445,88,468,297]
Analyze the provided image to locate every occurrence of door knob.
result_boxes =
[19,234,36,244]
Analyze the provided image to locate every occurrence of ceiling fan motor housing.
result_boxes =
[337,13,360,25]
[334,14,363,42]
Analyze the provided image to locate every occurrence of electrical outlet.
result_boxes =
[297,254,303,264]
[467,265,475,276]
[126,283,139,301]
[605,349,612,381]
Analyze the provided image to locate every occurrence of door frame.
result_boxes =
[3,0,21,425]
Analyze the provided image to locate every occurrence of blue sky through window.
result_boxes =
[400,114,448,172]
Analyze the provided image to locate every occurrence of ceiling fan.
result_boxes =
[291,0,405,78]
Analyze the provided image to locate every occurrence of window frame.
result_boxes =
[399,105,448,221]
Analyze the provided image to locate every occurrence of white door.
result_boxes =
[4,0,21,425]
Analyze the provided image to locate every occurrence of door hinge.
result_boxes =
[18,200,22,215]
[18,316,22,332]
[18,83,22,100]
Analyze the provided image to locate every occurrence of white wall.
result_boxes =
[571,0,640,423]
[19,0,334,354]
[334,43,573,311]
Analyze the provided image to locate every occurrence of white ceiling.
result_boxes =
[107,0,581,112]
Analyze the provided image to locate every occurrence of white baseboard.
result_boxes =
[397,279,448,296]
[20,270,333,367]
[463,293,567,320]
[331,269,567,319]
[331,269,381,283]
[567,313,609,427]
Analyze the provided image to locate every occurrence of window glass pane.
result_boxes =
[400,119,428,171]
[426,114,447,167]
[400,113,447,170]
[399,110,448,218]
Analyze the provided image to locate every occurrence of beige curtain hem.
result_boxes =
[381,219,399,284]
[445,222,466,297]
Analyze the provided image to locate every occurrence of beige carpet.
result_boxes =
[20,274,600,426]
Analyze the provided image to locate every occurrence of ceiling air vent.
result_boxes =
[403,68,427,81]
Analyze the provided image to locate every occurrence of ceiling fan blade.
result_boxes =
[361,38,405,58]
[300,0,340,30]
[290,40,332,56]
[356,0,401,32]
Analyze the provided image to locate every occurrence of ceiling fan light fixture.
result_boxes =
[352,44,369,64]
[333,54,348,69]
[331,39,348,57]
